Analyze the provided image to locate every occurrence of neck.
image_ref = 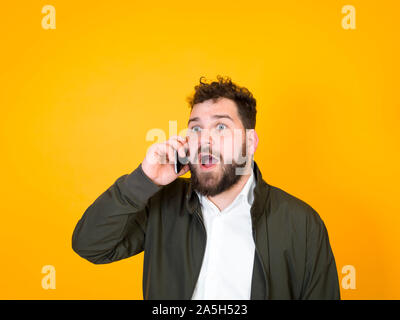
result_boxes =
[207,165,252,212]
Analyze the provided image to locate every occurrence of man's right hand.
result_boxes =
[141,135,190,186]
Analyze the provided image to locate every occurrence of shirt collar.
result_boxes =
[186,161,270,224]
[240,170,256,206]
[195,170,256,211]
[239,171,256,206]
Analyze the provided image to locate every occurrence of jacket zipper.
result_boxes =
[252,226,268,300]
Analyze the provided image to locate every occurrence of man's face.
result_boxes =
[186,97,257,196]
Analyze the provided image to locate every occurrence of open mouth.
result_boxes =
[199,153,219,169]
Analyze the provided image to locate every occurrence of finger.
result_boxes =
[165,143,176,165]
[169,135,186,144]
[155,143,169,164]
[177,164,190,176]
[166,139,187,159]
[169,135,189,151]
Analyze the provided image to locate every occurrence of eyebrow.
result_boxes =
[188,114,234,125]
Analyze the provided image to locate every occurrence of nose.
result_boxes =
[187,129,218,163]
[199,128,213,147]
[198,129,215,156]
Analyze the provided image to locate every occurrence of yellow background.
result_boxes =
[1,0,399,299]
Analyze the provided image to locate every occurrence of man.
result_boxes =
[72,76,340,300]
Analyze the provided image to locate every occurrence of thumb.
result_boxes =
[177,164,190,177]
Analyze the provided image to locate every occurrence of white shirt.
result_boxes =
[191,171,256,300]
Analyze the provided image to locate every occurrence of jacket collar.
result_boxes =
[185,160,270,224]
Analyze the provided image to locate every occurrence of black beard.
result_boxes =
[188,159,247,197]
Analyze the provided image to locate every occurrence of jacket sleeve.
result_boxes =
[301,211,341,300]
[72,163,162,264]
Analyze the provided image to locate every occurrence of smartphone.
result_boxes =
[174,149,190,174]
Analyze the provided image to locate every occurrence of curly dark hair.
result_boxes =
[186,75,257,129]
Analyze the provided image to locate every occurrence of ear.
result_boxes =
[247,129,259,156]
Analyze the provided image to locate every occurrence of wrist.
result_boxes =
[140,161,161,187]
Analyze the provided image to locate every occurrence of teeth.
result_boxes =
[201,155,210,164]
[200,154,217,164]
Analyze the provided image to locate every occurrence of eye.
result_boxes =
[216,123,227,130]
[191,126,201,132]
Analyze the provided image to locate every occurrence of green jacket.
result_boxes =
[72,161,340,300]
